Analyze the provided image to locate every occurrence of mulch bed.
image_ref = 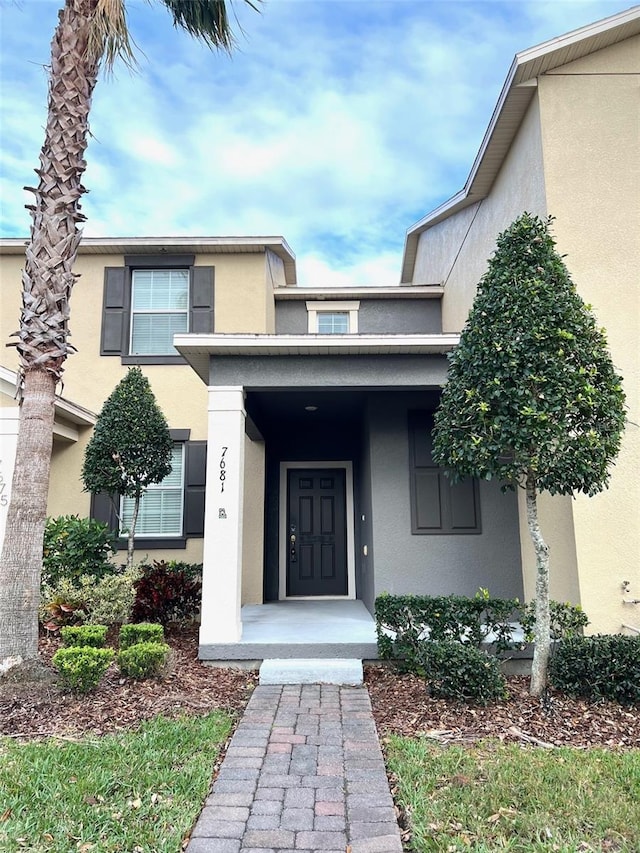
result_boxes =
[1,627,638,748]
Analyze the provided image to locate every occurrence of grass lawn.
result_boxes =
[0,712,233,853]
[386,736,640,852]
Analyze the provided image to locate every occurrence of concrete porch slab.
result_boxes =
[259,657,364,685]
[199,599,379,661]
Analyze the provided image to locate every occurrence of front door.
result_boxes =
[287,468,348,596]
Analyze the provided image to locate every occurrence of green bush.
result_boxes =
[520,600,589,642]
[375,592,521,664]
[40,566,141,630]
[42,515,116,586]
[117,641,170,680]
[417,640,507,704]
[132,561,202,624]
[52,646,114,693]
[119,622,165,649]
[60,625,108,648]
[550,634,640,704]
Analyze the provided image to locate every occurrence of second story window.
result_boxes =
[130,269,189,355]
[306,300,359,334]
[317,312,349,334]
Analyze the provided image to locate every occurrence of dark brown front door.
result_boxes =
[287,468,348,597]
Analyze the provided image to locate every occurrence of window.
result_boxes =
[130,269,188,355]
[306,301,359,334]
[409,411,481,534]
[101,255,214,364]
[90,436,207,549]
[120,444,184,537]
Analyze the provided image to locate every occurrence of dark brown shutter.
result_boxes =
[184,441,207,537]
[90,492,119,533]
[100,267,129,355]
[409,411,481,534]
[190,267,214,334]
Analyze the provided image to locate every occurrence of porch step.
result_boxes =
[259,658,363,685]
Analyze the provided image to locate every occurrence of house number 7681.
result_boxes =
[219,446,228,493]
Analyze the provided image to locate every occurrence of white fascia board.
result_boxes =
[274,285,444,299]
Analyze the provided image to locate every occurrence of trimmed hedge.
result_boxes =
[59,624,108,648]
[550,634,640,704]
[119,622,165,649]
[417,640,507,704]
[117,641,170,680]
[52,646,114,693]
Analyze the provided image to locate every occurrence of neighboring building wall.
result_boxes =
[275,298,442,335]
[367,392,523,601]
[538,36,640,633]
[413,97,547,332]
[0,247,276,567]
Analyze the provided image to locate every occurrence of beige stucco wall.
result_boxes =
[241,434,266,604]
[538,35,640,633]
[0,247,277,569]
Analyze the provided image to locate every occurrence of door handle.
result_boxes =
[290,533,297,562]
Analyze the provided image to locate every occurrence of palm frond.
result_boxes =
[160,0,260,52]
[87,0,137,72]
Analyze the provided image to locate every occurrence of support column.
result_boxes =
[199,387,246,646]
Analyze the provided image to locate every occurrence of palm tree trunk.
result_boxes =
[526,472,551,697]
[0,0,100,662]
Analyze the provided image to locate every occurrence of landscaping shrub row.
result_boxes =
[375,593,638,705]
[53,622,170,693]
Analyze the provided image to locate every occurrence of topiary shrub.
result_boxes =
[132,561,202,624]
[119,622,165,650]
[60,625,108,648]
[415,640,507,704]
[52,646,114,693]
[117,641,170,680]
[549,635,640,704]
[42,515,116,587]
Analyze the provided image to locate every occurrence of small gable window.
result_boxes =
[306,301,359,334]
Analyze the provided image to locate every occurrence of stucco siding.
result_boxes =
[241,434,266,605]
[275,299,442,335]
[367,394,523,601]
[538,39,640,632]
[413,96,547,333]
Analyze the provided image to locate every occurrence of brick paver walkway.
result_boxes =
[186,683,403,852]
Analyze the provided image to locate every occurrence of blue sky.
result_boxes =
[0,0,631,286]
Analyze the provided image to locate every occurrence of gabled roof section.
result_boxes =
[0,235,298,286]
[401,5,640,283]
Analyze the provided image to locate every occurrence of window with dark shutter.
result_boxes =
[408,411,481,535]
[90,436,207,548]
[100,256,214,364]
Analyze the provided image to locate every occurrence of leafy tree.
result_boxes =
[82,367,173,569]
[0,0,258,662]
[432,213,626,696]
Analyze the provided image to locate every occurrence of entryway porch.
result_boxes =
[198,599,378,662]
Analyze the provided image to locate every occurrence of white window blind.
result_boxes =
[317,312,350,334]
[120,445,184,537]
[131,269,188,355]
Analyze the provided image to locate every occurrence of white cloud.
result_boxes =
[0,0,631,285]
